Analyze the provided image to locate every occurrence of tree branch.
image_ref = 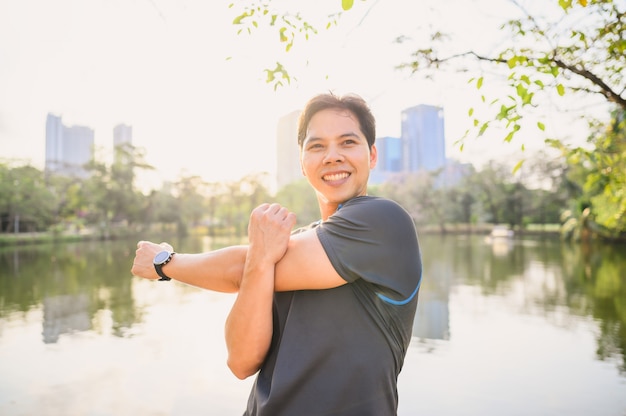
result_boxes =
[553,58,626,110]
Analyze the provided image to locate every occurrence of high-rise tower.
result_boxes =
[401,105,446,173]
[276,110,302,189]
[45,114,94,178]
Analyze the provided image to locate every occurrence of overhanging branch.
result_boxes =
[554,58,626,109]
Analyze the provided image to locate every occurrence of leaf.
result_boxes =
[537,121,545,131]
[512,159,525,174]
[476,76,483,89]
[556,84,565,96]
[468,108,474,117]
[551,66,559,77]
[497,104,510,120]
[478,122,489,136]
[507,56,516,69]
[342,0,354,11]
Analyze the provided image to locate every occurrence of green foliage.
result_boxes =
[274,178,319,227]
[556,109,626,239]
[376,152,571,231]
[0,163,56,232]
[229,0,357,89]
[394,0,625,239]
[397,0,624,143]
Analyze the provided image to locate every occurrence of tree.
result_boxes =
[557,109,626,239]
[275,178,319,227]
[397,0,624,146]
[229,0,358,89]
[378,171,448,232]
[229,0,624,238]
[395,0,625,238]
[0,163,56,232]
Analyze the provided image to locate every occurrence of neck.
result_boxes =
[319,203,340,221]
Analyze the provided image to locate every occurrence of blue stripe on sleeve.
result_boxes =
[376,274,422,306]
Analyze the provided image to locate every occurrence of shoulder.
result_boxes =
[318,196,417,246]
[341,195,409,214]
[334,196,414,228]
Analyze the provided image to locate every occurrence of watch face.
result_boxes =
[154,250,171,264]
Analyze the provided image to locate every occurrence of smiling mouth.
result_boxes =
[323,172,350,181]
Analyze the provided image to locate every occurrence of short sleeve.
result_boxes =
[316,196,422,302]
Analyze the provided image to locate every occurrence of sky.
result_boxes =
[0,0,606,189]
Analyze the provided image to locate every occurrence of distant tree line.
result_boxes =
[229,0,626,242]
[1,110,624,242]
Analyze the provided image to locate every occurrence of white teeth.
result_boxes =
[323,172,349,181]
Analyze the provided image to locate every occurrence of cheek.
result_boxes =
[300,155,313,177]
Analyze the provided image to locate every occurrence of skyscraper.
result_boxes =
[113,123,133,166]
[113,123,132,148]
[370,136,403,184]
[45,114,94,178]
[401,104,446,172]
[276,110,302,189]
[375,136,404,173]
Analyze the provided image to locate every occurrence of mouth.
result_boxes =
[323,172,350,182]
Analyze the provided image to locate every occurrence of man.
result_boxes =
[131,92,422,415]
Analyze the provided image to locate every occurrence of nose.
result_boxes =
[322,144,344,164]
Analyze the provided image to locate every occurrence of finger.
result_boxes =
[277,206,291,220]
[267,203,281,214]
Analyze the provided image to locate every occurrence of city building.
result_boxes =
[113,123,133,165]
[45,114,94,178]
[275,103,468,189]
[276,110,302,189]
[401,104,446,173]
[113,123,132,148]
[370,136,403,185]
[375,136,404,173]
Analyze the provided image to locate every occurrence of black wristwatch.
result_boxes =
[153,250,175,281]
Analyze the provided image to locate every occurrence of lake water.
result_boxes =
[0,234,625,415]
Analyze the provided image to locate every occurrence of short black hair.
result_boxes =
[297,93,376,149]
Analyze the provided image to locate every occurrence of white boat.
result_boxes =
[490,225,514,239]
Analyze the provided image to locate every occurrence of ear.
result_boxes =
[369,144,378,169]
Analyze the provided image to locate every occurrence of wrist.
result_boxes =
[153,250,176,281]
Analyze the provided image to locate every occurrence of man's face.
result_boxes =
[300,108,377,209]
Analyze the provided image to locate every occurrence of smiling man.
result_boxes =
[131,93,423,416]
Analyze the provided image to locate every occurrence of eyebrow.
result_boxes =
[304,132,361,144]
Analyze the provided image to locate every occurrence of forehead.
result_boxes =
[305,108,361,138]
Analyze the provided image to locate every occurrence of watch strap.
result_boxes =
[154,252,175,281]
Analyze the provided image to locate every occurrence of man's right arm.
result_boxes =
[131,241,247,293]
[131,223,346,294]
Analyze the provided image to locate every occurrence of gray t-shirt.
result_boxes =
[244,196,422,416]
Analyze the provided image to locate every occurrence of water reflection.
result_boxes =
[42,294,90,344]
[0,235,625,414]
[411,235,626,374]
[0,241,141,343]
